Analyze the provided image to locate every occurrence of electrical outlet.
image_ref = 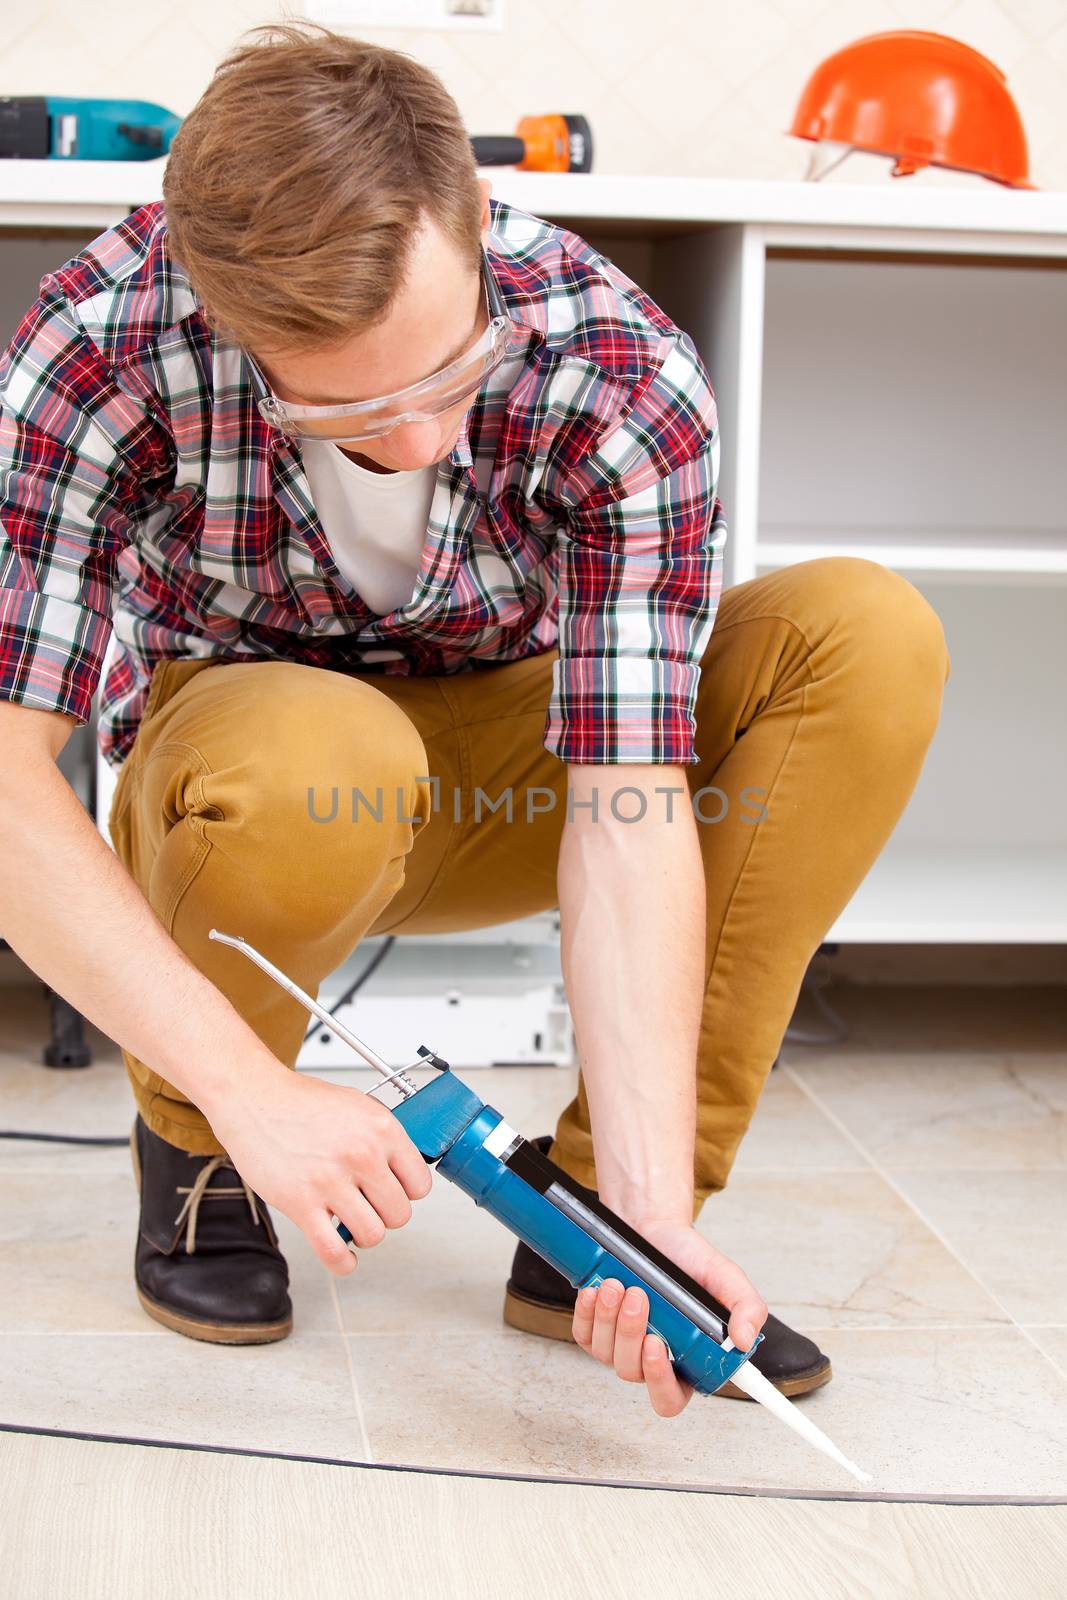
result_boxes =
[306,0,504,30]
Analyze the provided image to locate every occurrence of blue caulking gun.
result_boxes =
[210,929,871,1484]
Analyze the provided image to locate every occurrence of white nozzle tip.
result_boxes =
[728,1358,872,1486]
[842,1460,874,1486]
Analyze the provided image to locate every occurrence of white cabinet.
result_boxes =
[3,166,1064,945]
[509,180,1067,947]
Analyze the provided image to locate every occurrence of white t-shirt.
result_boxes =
[301,440,440,616]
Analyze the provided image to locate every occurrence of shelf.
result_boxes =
[756,534,1067,579]
[3,165,1067,240]
[827,843,1067,944]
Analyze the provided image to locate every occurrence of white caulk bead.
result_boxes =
[727,1357,873,1485]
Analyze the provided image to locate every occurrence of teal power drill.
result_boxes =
[210,929,871,1484]
[0,97,182,161]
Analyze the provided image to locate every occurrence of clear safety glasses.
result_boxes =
[255,276,521,445]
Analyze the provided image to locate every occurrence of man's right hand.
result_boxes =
[0,702,432,1276]
[206,1069,433,1275]
[0,700,431,1277]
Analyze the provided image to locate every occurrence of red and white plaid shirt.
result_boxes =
[0,195,726,770]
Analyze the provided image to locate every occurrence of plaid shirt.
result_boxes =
[0,195,726,771]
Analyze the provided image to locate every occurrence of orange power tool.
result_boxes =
[471,113,593,173]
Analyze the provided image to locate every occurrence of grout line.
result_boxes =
[736,1163,1067,1176]
[0,1330,170,1338]
[736,1324,1014,1335]
[1020,1332,1067,1387]
[333,1325,1008,1338]
[0,1322,1060,1341]
[785,1063,1067,1390]
[331,1278,375,1466]
[878,1164,1067,1174]
[0,1328,352,1339]
[728,1165,872,1175]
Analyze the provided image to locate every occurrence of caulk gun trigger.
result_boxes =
[416,1046,452,1073]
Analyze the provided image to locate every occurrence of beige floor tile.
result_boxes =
[0,1162,338,1335]
[789,1053,1067,1170]
[731,1068,865,1171]
[1025,1327,1067,1381]
[0,1331,366,1460]
[887,1170,1067,1326]
[0,1171,145,1333]
[814,1328,1067,1500]
[0,1042,135,1175]
[695,1169,1009,1330]
[350,1324,1067,1497]
[333,1164,517,1335]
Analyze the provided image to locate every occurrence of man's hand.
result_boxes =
[571,1221,768,1417]
[207,1070,432,1275]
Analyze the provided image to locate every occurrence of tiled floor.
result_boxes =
[1,976,1065,1499]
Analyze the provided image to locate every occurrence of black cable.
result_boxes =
[0,937,399,1144]
[0,1130,129,1145]
[783,945,849,1048]
[300,935,396,1046]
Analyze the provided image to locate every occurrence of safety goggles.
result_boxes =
[255,272,521,445]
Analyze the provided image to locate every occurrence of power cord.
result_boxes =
[0,936,398,1145]
[296,935,395,1058]
[0,1129,129,1147]
[782,946,849,1047]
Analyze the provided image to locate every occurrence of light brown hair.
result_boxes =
[162,21,484,350]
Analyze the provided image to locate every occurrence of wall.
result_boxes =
[4,0,1064,191]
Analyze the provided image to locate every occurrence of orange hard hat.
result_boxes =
[788,30,1037,190]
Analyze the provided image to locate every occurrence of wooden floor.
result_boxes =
[1,1429,1064,1600]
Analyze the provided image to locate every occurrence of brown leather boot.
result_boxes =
[503,1135,832,1399]
[130,1113,292,1344]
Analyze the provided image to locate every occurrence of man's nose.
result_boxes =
[383,418,454,460]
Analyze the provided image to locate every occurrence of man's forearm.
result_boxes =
[556,764,704,1227]
[0,704,287,1121]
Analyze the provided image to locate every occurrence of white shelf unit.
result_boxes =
[749,249,1067,944]
[531,211,1067,946]
[2,166,1065,947]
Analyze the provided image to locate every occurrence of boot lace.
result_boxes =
[174,1155,261,1254]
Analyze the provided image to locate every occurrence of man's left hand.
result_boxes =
[570,1221,768,1417]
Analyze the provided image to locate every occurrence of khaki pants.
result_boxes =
[108,557,949,1213]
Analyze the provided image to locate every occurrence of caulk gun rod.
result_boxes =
[207,929,393,1078]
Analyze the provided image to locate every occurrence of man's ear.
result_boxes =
[478,175,492,236]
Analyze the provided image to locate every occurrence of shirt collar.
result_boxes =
[481,233,550,345]
[447,244,546,472]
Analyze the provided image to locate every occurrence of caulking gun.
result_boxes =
[210,928,870,1484]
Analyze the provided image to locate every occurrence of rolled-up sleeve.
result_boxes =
[542,330,728,765]
[0,286,154,724]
